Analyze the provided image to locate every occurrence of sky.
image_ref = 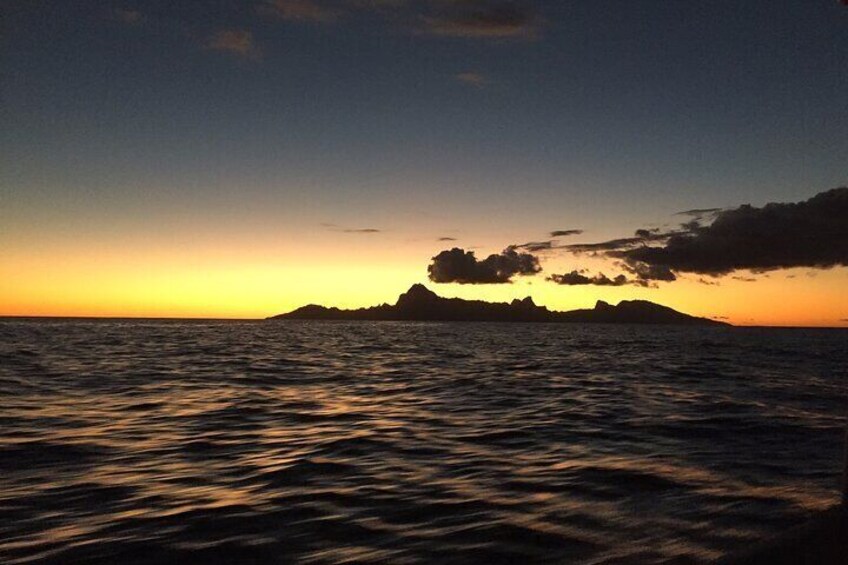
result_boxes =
[1,0,847,325]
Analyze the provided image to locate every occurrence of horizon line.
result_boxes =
[1,315,846,330]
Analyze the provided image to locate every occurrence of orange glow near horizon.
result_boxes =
[2,236,847,327]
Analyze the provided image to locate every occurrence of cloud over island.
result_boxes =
[428,247,541,284]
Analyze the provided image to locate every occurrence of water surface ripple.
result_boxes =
[0,320,846,563]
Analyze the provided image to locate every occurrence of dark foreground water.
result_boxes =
[0,320,846,564]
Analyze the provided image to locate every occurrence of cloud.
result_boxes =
[566,236,652,253]
[322,223,382,233]
[514,240,555,252]
[514,233,585,252]
[421,0,540,38]
[550,229,583,237]
[618,187,848,277]
[565,227,688,255]
[257,0,398,26]
[428,247,541,284]
[349,0,411,7]
[438,236,458,241]
[547,271,629,287]
[205,30,261,58]
[257,0,541,42]
[557,187,848,285]
[634,228,659,238]
[456,71,487,87]
[115,8,145,25]
[621,261,677,283]
[260,0,343,22]
[676,208,722,218]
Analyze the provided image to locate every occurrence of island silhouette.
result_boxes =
[269,284,729,326]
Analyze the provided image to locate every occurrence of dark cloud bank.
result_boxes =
[619,187,848,277]
[428,187,848,287]
[551,187,848,285]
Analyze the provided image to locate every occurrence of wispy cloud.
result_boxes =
[259,0,344,23]
[257,0,541,40]
[420,1,540,39]
[205,30,261,59]
[514,240,555,252]
[550,229,583,238]
[438,236,458,241]
[676,207,723,218]
[456,71,487,87]
[323,223,382,234]
[115,8,145,25]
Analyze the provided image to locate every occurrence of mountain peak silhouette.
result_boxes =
[511,297,536,308]
[396,284,438,306]
[270,284,728,326]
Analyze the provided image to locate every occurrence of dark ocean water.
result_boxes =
[0,320,846,564]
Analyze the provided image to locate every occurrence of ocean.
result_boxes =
[1,319,846,564]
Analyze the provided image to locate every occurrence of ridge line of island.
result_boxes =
[269,284,729,326]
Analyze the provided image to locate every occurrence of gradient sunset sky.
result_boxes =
[2,1,847,325]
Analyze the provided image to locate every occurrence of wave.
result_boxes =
[0,320,844,564]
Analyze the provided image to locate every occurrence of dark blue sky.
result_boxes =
[4,1,846,216]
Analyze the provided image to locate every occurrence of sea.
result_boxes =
[0,319,846,564]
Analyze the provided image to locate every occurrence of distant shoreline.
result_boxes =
[269,284,731,326]
[2,316,846,329]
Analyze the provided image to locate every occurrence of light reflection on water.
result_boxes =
[0,320,845,564]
